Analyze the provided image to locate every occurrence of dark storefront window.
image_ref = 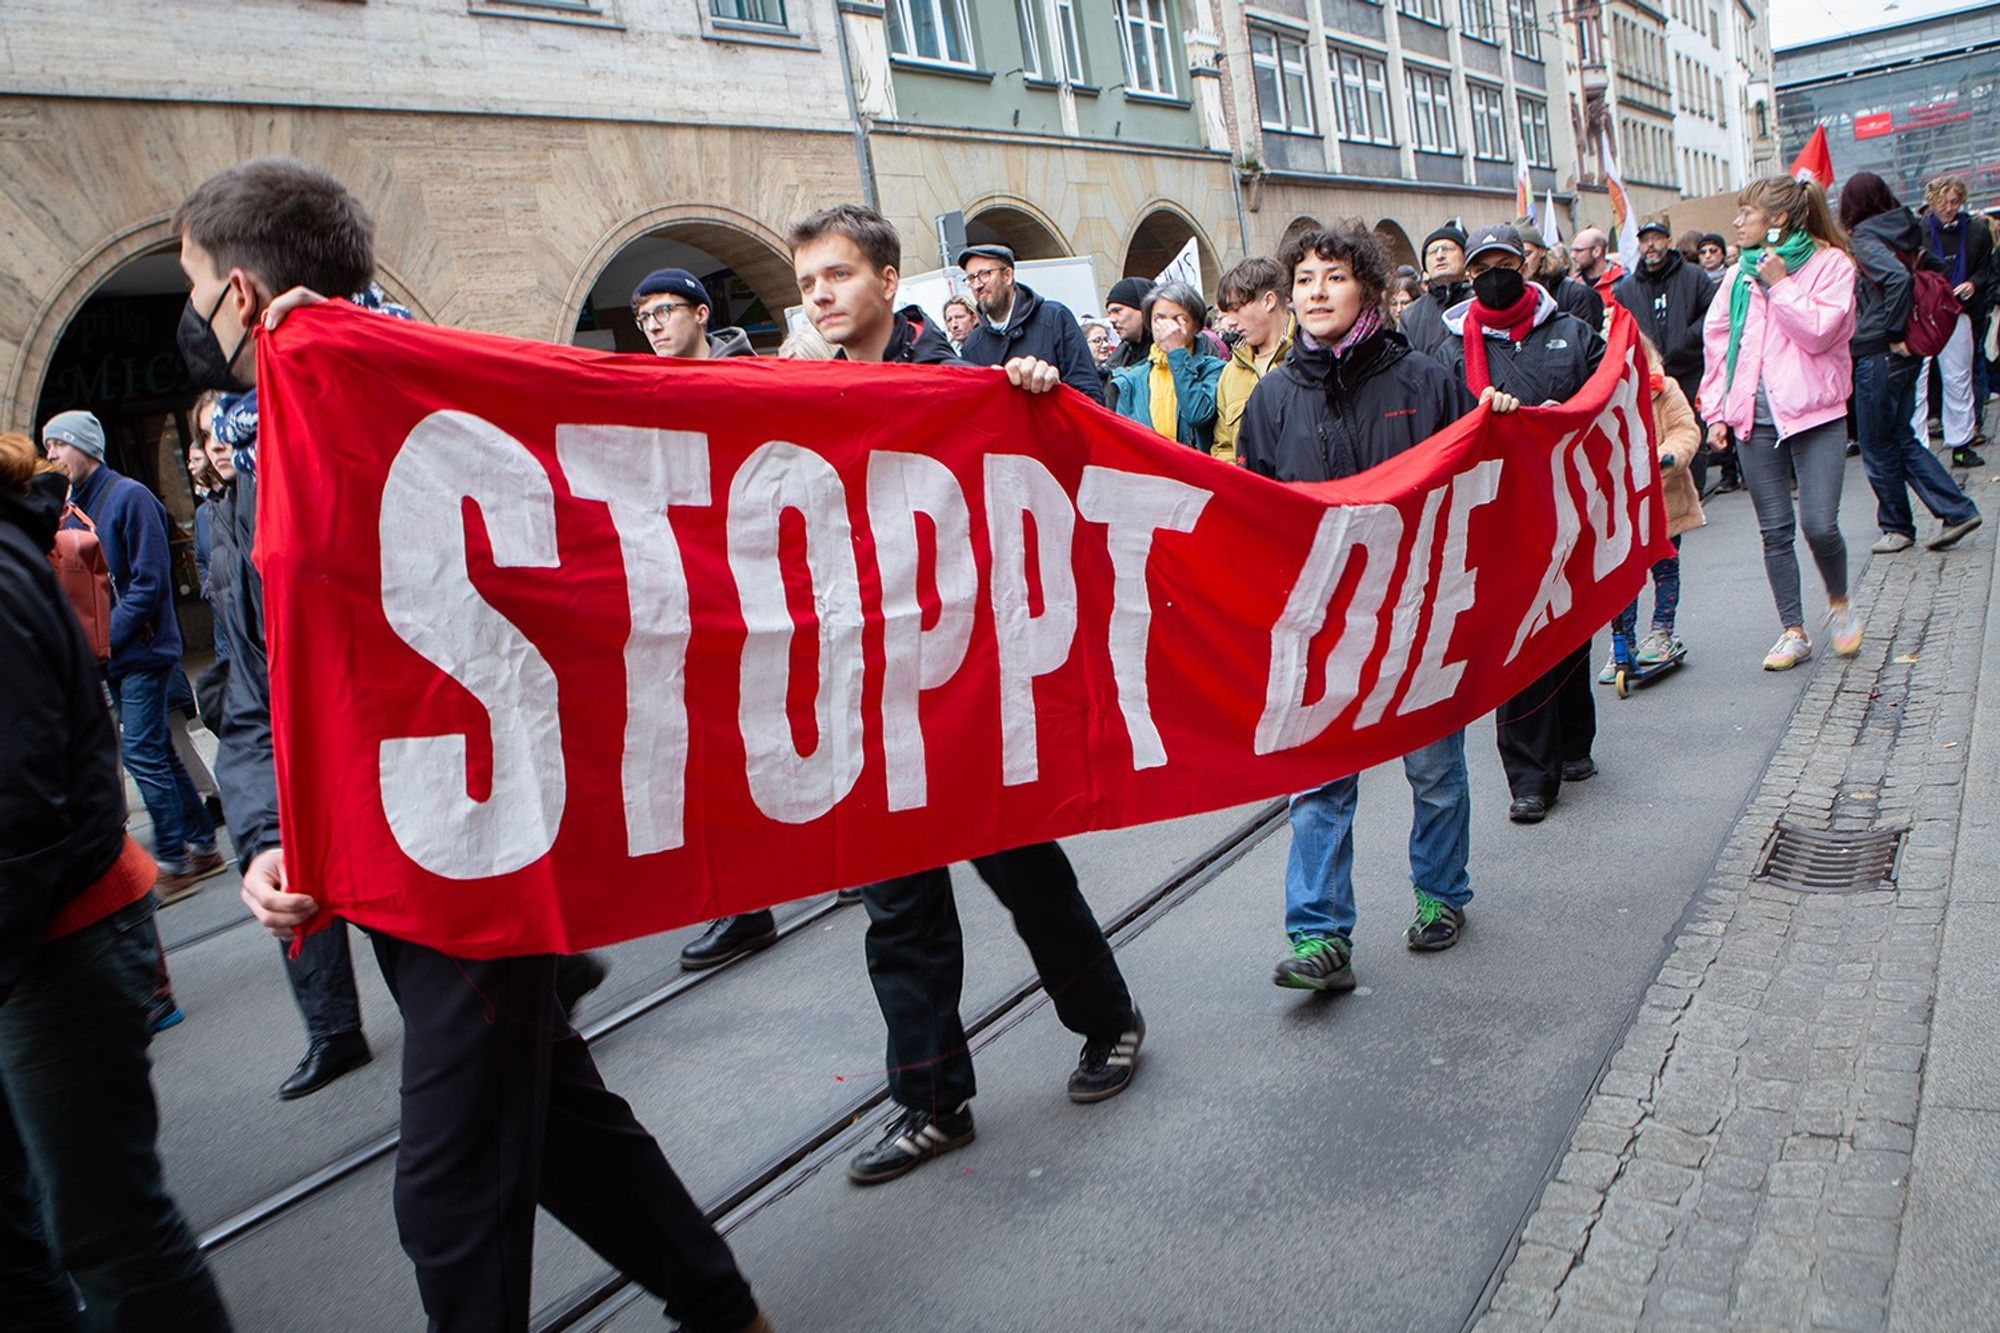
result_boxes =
[1780,50,1999,212]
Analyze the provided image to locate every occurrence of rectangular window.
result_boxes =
[711,0,785,24]
[1055,0,1085,80]
[1332,47,1396,145]
[1251,28,1316,132]
[1018,0,1046,77]
[1116,0,1177,97]
[1507,0,1540,58]
[1403,64,1457,153]
[1468,81,1508,159]
[886,0,974,67]
[1460,0,1497,42]
[1397,0,1445,25]
[1516,92,1551,166]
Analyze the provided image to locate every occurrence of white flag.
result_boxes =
[1599,132,1640,270]
[1545,189,1562,245]
[1153,238,1201,292]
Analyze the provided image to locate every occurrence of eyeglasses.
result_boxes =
[963,267,1007,288]
[633,301,696,330]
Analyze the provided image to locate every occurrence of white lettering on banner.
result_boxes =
[555,426,711,855]
[867,451,978,812]
[986,454,1079,786]
[1075,467,1213,770]
[1255,503,1404,755]
[1399,459,1504,716]
[1507,431,1585,665]
[1599,356,1654,556]
[1355,487,1444,728]
[727,441,866,823]
[377,411,566,879]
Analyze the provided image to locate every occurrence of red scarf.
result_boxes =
[1461,287,1540,395]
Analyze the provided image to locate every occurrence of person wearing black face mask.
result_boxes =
[1437,224,1606,825]
[177,283,258,394]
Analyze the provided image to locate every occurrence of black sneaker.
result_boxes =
[846,1103,976,1185]
[836,886,865,905]
[1508,793,1553,824]
[1929,516,1983,551]
[1068,1011,1144,1103]
[678,911,778,971]
[1272,934,1354,992]
[1561,757,1597,783]
[1952,447,1986,469]
[554,953,609,1019]
[1406,892,1466,952]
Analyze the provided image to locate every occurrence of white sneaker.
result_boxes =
[1763,629,1813,671]
[1598,653,1619,684]
[1828,606,1864,657]
[1871,532,1914,554]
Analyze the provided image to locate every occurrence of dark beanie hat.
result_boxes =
[1422,224,1468,257]
[1106,276,1155,309]
[1701,232,1727,250]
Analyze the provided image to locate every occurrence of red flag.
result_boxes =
[1790,124,1834,189]
[254,304,1671,958]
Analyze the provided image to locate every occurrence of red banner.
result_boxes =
[255,305,1668,957]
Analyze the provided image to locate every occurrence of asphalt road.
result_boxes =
[138,459,1892,1330]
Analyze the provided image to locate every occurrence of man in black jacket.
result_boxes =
[1098,275,1154,405]
[1520,224,1604,331]
[196,157,767,1333]
[1398,223,1472,357]
[1618,218,1728,492]
[1238,219,1483,989]
[0,436,235,1330]
[955,244,1102,399]
[1438,224,1606,825]
[788,204,1145,1187]
[1916,175,1993,463]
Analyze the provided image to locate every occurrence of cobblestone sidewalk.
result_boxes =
[1474,475,1997,1333]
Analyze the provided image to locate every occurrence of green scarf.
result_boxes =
[1725,230,1819,390]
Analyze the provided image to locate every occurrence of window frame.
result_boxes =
[1330,45,1396,146]
[709,0,786,27]
[886,0,977,69]
[1516,92,1552,167]
[1467,79,1509,161]
[1459,0,1498,45]
[1397,0,1446,27]
[1403,62,1458,154]
[1054,0,1086,81]
[1506,0,1541,58]
[1115,0,1179,98]
[1251,26,1317,134]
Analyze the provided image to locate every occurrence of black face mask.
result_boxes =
[1472,267,1526,310]
[177,287,255,393]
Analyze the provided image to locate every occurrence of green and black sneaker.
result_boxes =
[1406,891,1466,952]
[1272,934,1355,991]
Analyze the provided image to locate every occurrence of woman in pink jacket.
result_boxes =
[1699,176,1860,671]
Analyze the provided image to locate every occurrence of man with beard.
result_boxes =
[1396,223,1472,357]
[1617,218,1723,491]
[1571,227,1626,305]
[1518,223,1604,329]
[954,243,1101,398]
[1098,276,1154,405]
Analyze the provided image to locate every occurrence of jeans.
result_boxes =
[1736,417,1851,631]
[0,899,231,1331]
[1283,730,1472,941]
[1911,314,1976,450]
[1612,538,1684,640]
[1855,352,1977,538]
[368,933,754,1333]
[108,666,213,868]
[861,843,1136,1113]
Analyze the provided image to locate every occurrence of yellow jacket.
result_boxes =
[1212,319,1295,465]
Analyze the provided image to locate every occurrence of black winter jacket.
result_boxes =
[1547,274,1605,332]
[1397,278,1471,358]
[1238,328,1477,484]
[957,284,1103,399]
[835,311,964,367]
[0,473,129,1001]
[1922,211,1994,320]
[1437,286,1607,408]
[1850,209,1923,359]
[1613,250,1716,390]
[208,456,284,873]
[1100,334,1150,407]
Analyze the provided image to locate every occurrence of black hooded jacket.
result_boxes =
[1237,327,1477,484]
[1547,274,1605,332]
[957,284,1102,398]
[1849,208,1924,358]
[1397,278,1471,359]
[833,310,965,367]
[1613,249,1716,390]
[0,473,129,1001]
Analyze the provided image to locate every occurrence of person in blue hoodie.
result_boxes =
[42,410,221,898]
[1109,281,1225,451]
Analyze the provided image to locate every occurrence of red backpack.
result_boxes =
[1900,253,1960,359]
[49,503,112,662]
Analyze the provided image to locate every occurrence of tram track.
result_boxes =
[529,799,1288,1333]
[162,910,259,955]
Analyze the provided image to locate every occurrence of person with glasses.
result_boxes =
[629,267,753,361]
[953,244,1102,399]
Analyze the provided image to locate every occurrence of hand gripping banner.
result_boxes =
[255,305,1669,956]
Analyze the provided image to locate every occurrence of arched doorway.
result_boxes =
[965,203,1070,261]
[1122,206,1219,298]
[572,219,797,354]
[34,243,210,646]
[1373,219,1418,271]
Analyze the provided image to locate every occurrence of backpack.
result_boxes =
[49,503,112,662]
[1900,253,1960,359]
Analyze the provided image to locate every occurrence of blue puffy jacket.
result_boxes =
[64,463,182,678]
[1109,346,1224,452]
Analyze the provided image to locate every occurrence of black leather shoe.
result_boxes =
[678,911,777,971]
[836,886,865,905]
[554,953,609,1019]
[1561,757,1597,783]
[278,1032,372,1101]
[1508,794,1552,824]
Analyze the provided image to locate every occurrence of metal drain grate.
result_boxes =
[1756,822,1905,893]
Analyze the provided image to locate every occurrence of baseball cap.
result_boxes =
[1464,224,1525,262]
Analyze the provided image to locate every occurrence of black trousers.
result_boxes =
[1495,641,1596,801]
[281,917,362,1041]
[368,933,755,1333]
[862,841,1137,1114]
